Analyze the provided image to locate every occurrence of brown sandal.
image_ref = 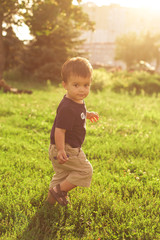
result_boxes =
[49,184,68,206]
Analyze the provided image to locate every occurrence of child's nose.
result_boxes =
[79,86,85,92]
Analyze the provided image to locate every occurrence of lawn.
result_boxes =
[0,83,160,239]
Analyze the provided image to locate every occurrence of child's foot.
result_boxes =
[46,191,56,205]
[49,184,68,206]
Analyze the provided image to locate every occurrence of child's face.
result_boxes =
[62,74,91,103]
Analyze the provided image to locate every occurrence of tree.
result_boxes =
[4,27,24,70]
[0,0,28,79]
[115,32,160,69]
[115,33,139,69]
[22,0,94,82]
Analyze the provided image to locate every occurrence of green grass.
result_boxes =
[1,83,160,240]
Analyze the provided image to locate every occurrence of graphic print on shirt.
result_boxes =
[81,112,85,120]
[81,112,86,128]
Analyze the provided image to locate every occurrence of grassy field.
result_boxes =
[0,82,160,240]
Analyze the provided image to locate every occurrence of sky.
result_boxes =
[73,0,160,11]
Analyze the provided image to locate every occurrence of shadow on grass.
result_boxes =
[17,201,67,240]
[17,195,87,240]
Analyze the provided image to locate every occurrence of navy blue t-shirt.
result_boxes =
[50,95,86,148]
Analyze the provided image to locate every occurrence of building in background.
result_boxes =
[80,3,160,68]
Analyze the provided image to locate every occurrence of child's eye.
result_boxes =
[74,84,78,87]
[85,84,90,87]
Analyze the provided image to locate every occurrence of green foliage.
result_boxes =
[0,0,94,82]
[1,84,160,239]
[3,68,35,86]
[0,0,29,79]
[22,0,94,82]
[3,27,24,70]
[115,32,160,69]
[91,68,111,92]
[0,0,24,23]
[111,71,160,96]
[3,68,23,81]
[90,69,160,96]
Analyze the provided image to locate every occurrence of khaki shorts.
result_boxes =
[49,144,93,189]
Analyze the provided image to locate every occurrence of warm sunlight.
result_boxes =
[13,23,33,41]
[73,0,160,11]
[15,0,160,41]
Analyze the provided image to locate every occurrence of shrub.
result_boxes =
[3,68,24,82]
[34,62,61,83]
[91,68,111,92]
[112,71,160,95]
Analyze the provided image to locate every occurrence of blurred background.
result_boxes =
[1,0,160,84]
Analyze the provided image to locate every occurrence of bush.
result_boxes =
[34,62,61,83]
[3,68,24,82]
[112,71,160,95]
[91,68,111,92]
[3,67,35,85]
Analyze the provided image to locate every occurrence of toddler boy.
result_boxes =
[47,57,99,206]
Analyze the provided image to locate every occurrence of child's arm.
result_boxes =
[86,111,99,122]
[55,127,68,164]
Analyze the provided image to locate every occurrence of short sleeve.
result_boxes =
[55,106,75,130]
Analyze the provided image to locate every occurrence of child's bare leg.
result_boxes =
[59,180,76,192]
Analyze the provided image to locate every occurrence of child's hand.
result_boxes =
[87,111,99,123]
[57,150,68,164]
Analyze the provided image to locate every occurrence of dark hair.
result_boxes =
[61,57,93,82]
